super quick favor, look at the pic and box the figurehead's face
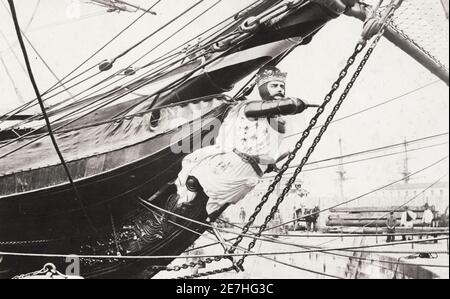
[259,80,286,101]
[267,80,286,100]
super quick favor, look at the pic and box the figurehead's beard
[258,83,285,101]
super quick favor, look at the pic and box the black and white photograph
[0,0,448,282]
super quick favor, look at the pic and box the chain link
[176,266,236,280]
[149,256,224,273]
[12,263,83,280]
[0,239,54,246]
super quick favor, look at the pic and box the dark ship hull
[0,100,228,279]
[0,2,337,278]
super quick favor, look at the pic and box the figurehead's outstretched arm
[244,98,317,119]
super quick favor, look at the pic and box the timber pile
[326,206,427,228]
[324,226,449,235]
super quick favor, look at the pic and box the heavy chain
[165,1,399,279]
[149,256,224,273]
[176,266,236,280]
[0,239,54,246]
[176,4,398,279]
[12,263,83,280]
[229,40,367,252]
[139,1,308,278]
[172,43,367,279]
[233,4,399,269]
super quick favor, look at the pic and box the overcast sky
[0,0,449,199]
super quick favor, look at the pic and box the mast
[401,138,411,184]
[337,138,347,200]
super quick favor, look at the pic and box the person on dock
[292,206,298,231]
[421,203,434,240]
[401,206,416,241]
[431,205,440,244]
[305,206,320,232]
[386,211,397,243]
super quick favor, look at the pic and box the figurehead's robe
[177,98,285,215]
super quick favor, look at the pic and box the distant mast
[401,139,411,184]
[337,138,347,200]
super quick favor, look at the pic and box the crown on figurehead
[255,66,287,87]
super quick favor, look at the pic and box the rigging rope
[140,198,365,278]
[0,0,275,133]
[153,201,447,262]
[50,81,448,147]
[298,142,448,173]
[210,221,450,270]
[1,201,445,278]
[296,132,449,167]
[143,205,343,279]
[285,80,443,140]
[3,0,284,126]
[111,0,205,65]
[0,32,248,160]
[0,0,246,131]
[1,237,446,260]
[20,30,74,99]
[0,0,163,125]
[263,140,449,178]
[127,0,224,71]
[6,0,99,237]
[111,1,306,126]
[0,22,244,145]
[40,0,257,120]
